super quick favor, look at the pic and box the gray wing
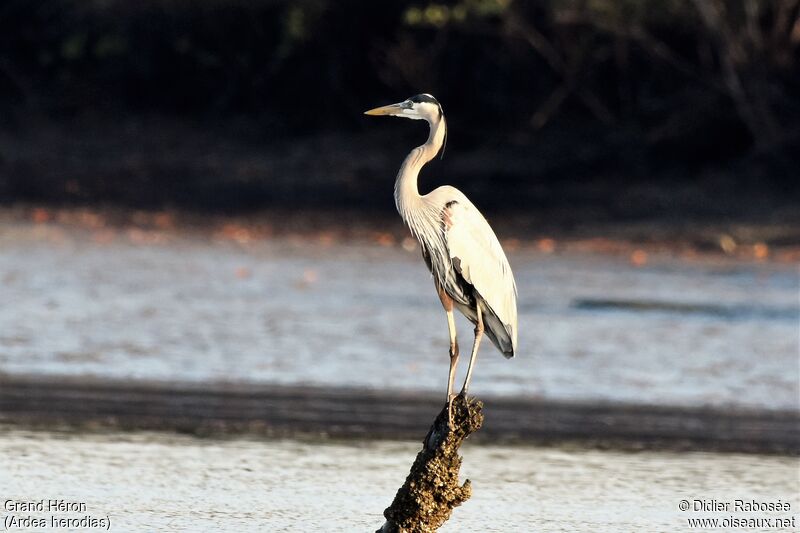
[437,188,518,357]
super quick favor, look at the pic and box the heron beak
[364,102,403,116]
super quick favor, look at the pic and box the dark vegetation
[0,0,798,219]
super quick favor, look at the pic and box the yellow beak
[364,103,403,116]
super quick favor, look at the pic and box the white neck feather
[394,115,446,226]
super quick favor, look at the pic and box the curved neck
[394,115,446,221]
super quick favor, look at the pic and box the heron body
[365,94,517,422]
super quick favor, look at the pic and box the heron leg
[445,309,459,398]
[461,304,484,394]
[438,286,459,428]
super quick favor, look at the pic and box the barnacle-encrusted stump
[377,394,484,533]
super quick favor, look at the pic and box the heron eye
[402,101,413,109]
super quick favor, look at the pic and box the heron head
[364,93,443,123]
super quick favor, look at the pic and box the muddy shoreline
[2,205,800,264]
[1,375,797,455]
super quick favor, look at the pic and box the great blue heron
[365,94,518,425]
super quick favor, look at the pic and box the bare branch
[692,0,782,149]
[504,12,567,74]
[531,84,569,128]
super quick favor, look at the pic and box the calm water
[1,429,798,532]
[1,222,798,410]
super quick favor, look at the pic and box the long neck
[394,115,446,223]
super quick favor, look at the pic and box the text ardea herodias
[365,94,518,425]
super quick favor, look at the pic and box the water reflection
[1,226,798,411]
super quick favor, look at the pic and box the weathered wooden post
[377,395,484,533]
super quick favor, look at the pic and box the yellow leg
[461,304,483,394]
